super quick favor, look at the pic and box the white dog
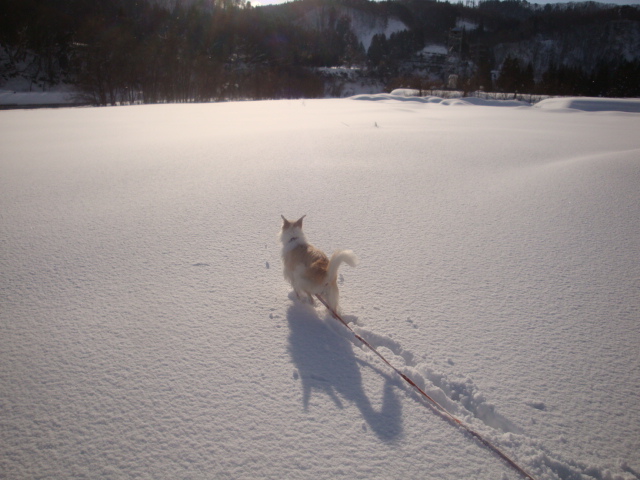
[280,215,357,313]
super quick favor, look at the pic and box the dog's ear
[294,215,306,228]
[281,215,290,228]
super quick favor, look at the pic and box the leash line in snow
[315,294,537,480]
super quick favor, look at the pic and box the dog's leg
[293,288,315,306]
[305,292,316,306]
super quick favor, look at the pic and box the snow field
[1,96,639,479]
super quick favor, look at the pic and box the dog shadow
[286,299,403,441]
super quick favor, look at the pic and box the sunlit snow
[2,95,639,479]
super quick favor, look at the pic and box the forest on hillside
[1,0,639,104]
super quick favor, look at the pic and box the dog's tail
[327,250,357,283]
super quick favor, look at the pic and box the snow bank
[359,91,531,107]
[535,96,640,113]
[1,98,639,480]
[376,91,640,112]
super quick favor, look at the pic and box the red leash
[315,294,537,480]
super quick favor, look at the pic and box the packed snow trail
[299,295,637,480]
[316,293,537,480]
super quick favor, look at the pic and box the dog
[280,215,357,313]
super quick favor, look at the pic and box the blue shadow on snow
[286,299,403,442]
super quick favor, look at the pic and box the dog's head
[280,215,306,246]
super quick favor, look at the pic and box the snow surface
[1,96,639,480]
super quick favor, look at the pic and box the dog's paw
[291,290,316,307]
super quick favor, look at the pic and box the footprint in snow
[354,323,523,435]
[525,400,547,411]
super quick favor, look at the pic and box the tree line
[496,55,640,97]
[1,0,639,104]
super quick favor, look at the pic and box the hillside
[1,0,639,102]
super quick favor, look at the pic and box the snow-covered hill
[1,96,639,479]
[294,4,408,50]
